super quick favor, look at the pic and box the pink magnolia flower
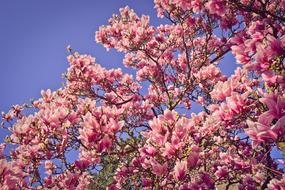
[62,172,80,189]
[151,160,168,176]
[75,159,90,170]
[161,142,177,158]
[97,135,112,153]
[115,166,129,179]
[198,173,215,188]
[173,160,187,181]
[163,109,177,123]
[262,71,277,84]
[187,151,199,168]
[259,94,285,124]
[140,145,157,157]
[205,0,226,16]
[267,35,285,56]
[215,166,228,178]
[141,177,153,187]
[254,44,270,69]
[272,116,285,136]
[231,39,251,64]
[108,118,124,132]
[41,89,53,102]
[195,64,221,81]
[211,79,237,101]
[245,119,278,145]
[225,92,248,114]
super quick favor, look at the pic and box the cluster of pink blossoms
[1,0,285,189]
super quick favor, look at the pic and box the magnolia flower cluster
[1,0,285,189]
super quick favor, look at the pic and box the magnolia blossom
[173,160,187,181]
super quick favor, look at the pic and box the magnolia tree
[1,0,285,189]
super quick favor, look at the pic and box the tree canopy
[1,0,285,189]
